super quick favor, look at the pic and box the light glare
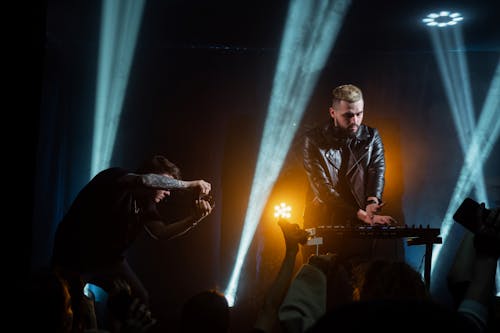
[423,11,463,28]
[274,202,292,219]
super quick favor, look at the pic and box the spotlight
[422,11,463,27]
[274,202,292,219]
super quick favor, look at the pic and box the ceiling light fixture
[422,11,463,27]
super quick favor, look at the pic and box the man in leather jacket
[301,84,399,265]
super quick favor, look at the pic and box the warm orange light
[274,202,292,219]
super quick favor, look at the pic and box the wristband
[366,199,378,205]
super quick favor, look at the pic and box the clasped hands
[187,180,214,223]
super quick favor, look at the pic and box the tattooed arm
[120,173,211,195]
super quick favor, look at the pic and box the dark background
[13,0,499,332]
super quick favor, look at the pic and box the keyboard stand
[406,236,442,290]
[305,225,442,290]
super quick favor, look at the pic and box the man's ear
[329,107,337,126]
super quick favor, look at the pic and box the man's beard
[340,126,358,138]
[331,118,358,138]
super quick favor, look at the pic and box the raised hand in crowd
[252,219,309,333]
[106,279,157,333]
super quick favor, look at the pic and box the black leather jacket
[302,120,386,227]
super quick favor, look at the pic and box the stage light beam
[422,12,497,283]
[224,0,352,306]
[86,0,145,301]
[431,60,500,294]
[91,0,146,178]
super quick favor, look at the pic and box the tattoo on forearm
[142,174,185,189]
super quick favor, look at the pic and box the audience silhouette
[27,191,498,333]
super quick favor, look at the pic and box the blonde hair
[332,84,363,106]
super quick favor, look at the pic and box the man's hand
[192,197,214,225]
[277,219,310,251]
[365,201,385,218]
[122,299,157,333]
[371,214,397,225]
[307,253,337,275]
[357,209,397,225]
[186,180,212,196]
[109,279,132,297]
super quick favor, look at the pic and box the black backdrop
[15,0,499,332]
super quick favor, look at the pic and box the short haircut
[135,155,181,179]
[332,84,363,107]
[180,289,230,333]
[352,259,429,302]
